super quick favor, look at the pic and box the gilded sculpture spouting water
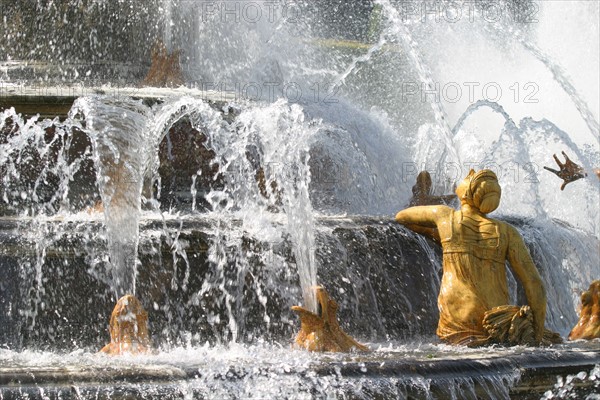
[292,286,369,352]
[569,280,600,341]
[142,40,184,88]
[396,169,562,347]
[100,294,152,355]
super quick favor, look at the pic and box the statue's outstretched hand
[543,151,587,191]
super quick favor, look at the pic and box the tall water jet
[72,97,153,296]
[376,0,459,167]
[199,98,322,315]
[241,100,320,313]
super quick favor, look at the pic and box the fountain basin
[0,345,598,399]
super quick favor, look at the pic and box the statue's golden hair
[456,169,501,214]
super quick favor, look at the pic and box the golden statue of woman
[396,169,561,346]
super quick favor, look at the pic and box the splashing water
[367,0,600,233]
[199,98,321,314]
[486,20,600,139]
[72,97,155,296]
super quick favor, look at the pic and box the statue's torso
[436,210,511,337]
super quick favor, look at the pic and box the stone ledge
[0,84,236,118]
[0,348,598,399]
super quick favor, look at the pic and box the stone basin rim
[0,349,598,391]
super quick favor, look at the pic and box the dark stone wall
[0,255,19,349]
[0,0,162,84]
[0,217,441,351]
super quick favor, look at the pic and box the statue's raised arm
[395,204,452,243]
[395,205,452,228]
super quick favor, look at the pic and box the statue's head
[455,169,501,214]
[413,171,433,196]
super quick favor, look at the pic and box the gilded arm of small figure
[544,151,600,190]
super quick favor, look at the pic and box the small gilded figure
[292,286,369,352]
[408,171,456,207]
[544,151,600,191]
[569,280,600,341]
[100,294,152,355]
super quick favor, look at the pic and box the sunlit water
[1,340,599,399]
[1,0,599,398]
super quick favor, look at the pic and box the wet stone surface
[0,345,598,399]
[0,216,442,351]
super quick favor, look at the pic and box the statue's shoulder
[494,219,521,236]
[436,204,455,215]
[435,205,455,221]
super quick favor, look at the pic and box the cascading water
[1,0,599,398]
[72,97,155,296]
[371,0,600,232]
[208,99,321,313]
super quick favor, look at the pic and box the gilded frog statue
[292,286,369,352]
[100,295,152,355]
